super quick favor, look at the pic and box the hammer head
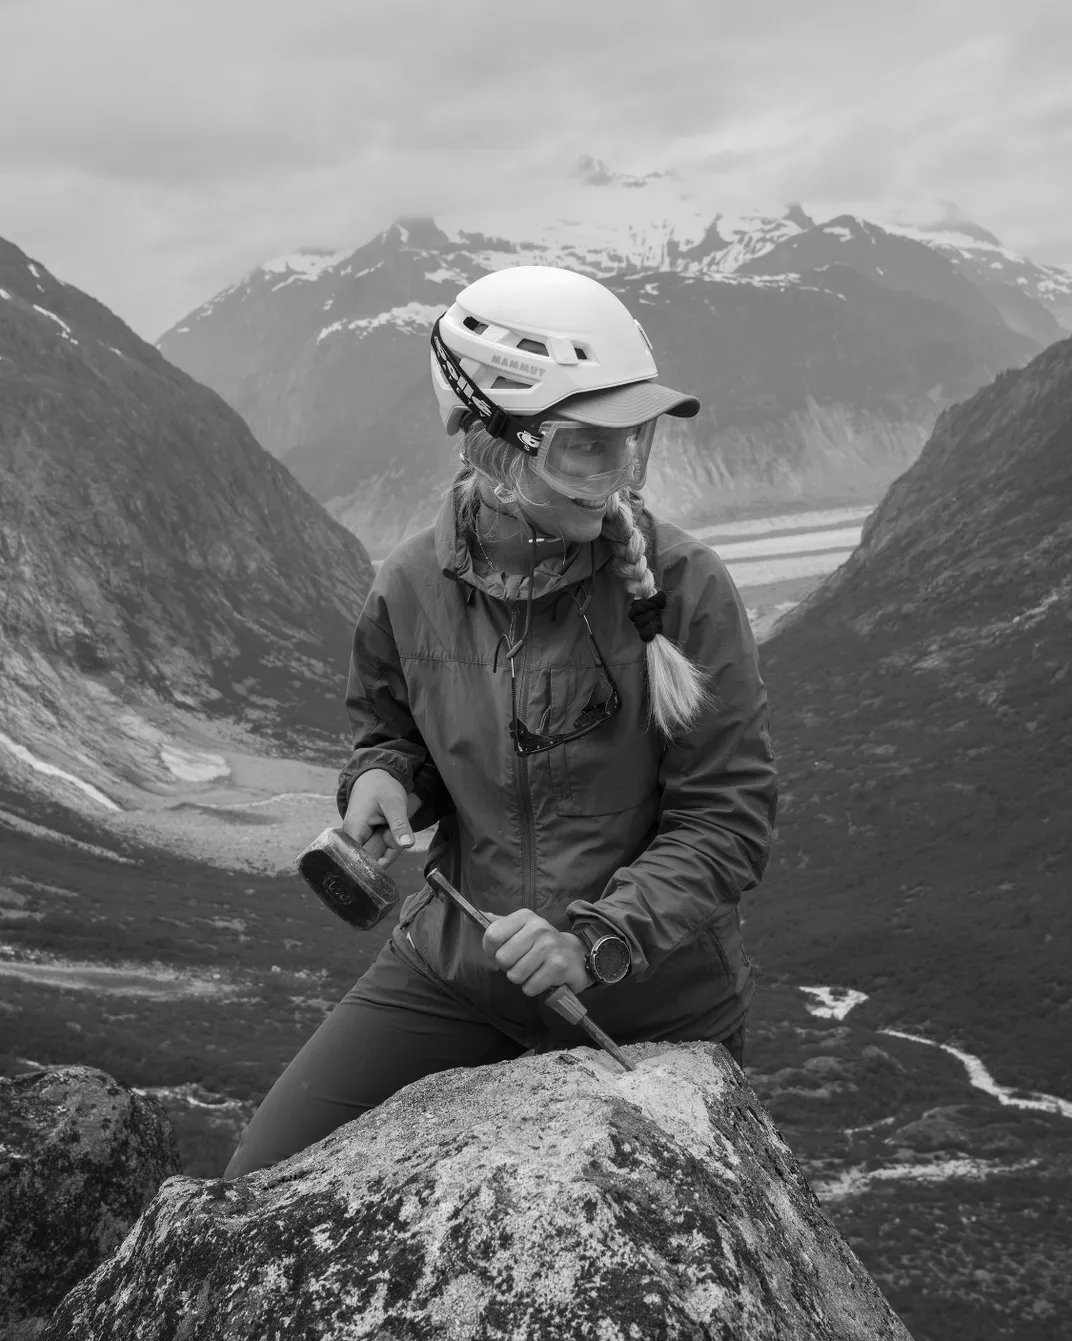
[296,827,400,929]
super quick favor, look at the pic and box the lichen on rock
[42,1043,911,1339]
[0,1064,181,1340]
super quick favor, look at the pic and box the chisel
[426,868,635,1073]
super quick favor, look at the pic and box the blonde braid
[603,491,712,740]
[603,490,658,600]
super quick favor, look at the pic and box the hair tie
[628,590,667,643]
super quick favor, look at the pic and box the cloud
[1,0,1069,337]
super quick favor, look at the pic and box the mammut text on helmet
[490,354,546,379]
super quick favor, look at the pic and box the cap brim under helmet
[551,380,700,428]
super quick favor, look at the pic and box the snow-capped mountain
[157,186,1061,556]
[873,208,1072,345]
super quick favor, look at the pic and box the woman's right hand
[342,769,422,869]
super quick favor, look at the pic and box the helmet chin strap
[473,472,563,544]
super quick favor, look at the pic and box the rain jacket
[336,496,778,1051]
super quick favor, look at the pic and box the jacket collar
[434,494,614,603]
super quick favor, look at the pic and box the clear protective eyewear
[430,317,657,501]
[530,418,657,501]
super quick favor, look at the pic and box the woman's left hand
[482,909,594,996]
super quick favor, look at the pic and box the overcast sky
[4,0,1070,340]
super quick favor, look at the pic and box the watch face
[592,936,630,983]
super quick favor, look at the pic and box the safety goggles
[529,419,655,501]
[509,597,621,757]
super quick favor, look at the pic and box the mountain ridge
[0,236,375,799]
[156,205,1049,557]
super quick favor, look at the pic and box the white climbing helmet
[430,265,699,434]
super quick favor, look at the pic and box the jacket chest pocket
[543,662,660,817]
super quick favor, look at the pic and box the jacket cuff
[409,766,454,834]
[569,916,634,987]
[336,753,414,821]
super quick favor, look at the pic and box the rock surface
[44,1042,910,1340]
[0,1065,181,1340]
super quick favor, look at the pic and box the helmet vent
[516,338,549,356]
[463,316,488,335]
[574,347,589,360]
[492,376,532,390]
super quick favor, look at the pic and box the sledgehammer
[295,826,635,1073]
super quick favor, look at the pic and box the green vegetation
[0,780,431,1172]
[3,777,1069,1337]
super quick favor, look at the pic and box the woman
[224,265,778,1180]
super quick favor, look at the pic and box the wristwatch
[573,922,631,986]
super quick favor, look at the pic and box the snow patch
[814,1155,1040,1202]
[339,262,383,280]
[316,301,443,345]
[440,190,801,280]
[994,585,1071,634]
[27,262,40,277]
[822,226,853,240]
[32,305,78,343]
[261,249,350,283]
[0,730,120,810]
[0,808,134,863]
[133,1082,249,1111]
[800,986,869,1020]
[424,266,470,285]
[189,279,242,323]
[0,288,10,300]
[159,744,230,783]
[882,1030,1072,1120]
[0,953,240,999]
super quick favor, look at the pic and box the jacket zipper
[510,605,537,912]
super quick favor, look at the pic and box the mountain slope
[751,336,1072,1095]
[0,237,374,770]
[158,209,1042,556]
[739,214,1021,332]
[877,209,1072,344]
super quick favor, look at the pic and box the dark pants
[224,938,747,1179]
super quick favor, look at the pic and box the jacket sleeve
[335,582,456,834]
[565,550,778,982]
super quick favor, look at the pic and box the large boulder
[0,1065,181,1340]
[44,1042,910,1339]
